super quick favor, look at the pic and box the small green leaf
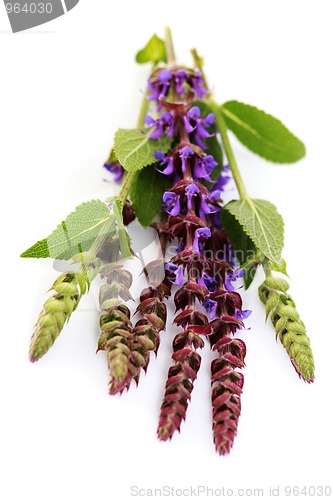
[270,258,288,276]
[135,34,167,65]
[224,198,284,262]
[130,165,172,227]
[220,208,259,289]
[114,128,172,172]
[221,100,306,163]
[113,199,132,260]
[21,200,113,260]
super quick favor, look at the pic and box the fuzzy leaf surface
[224,198,284,262]
[130,166,171,227]
[221,101,306,163]
[21,200,112,259]
[114,128,172,172]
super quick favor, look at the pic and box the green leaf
[21,238,50,258]
[113,199,132,260]
[221,100,306,163]
[223,198,284,262]
[130,165,171,227]
[114,128,172,172]
[220,209,259,289]
[21,200,113,260]
[135,34,167,65]
[270,258,288,276]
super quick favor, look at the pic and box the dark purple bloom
[203,299,218,319]
[185,183,199,210]
[155,151,175,175]
[224,269,244,292]
[235,309,252,321]
[193,227,211,253]
[184,106,215,149]
[194,155,218,182]
[198,273,217,292]
[212,165,231,192]
[163,192,180,216]
[165,262,184,285]
[103,161,124,183]
[174,70,188,94]
[145,111,175,139]
[147,69,172,107]
[179,146,194,173]
[199,190,221,219]
[191,70,208,97]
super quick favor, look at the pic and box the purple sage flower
[179,146,194,173]
[147,69,172,109]
[184,106,215,148]
[155,151,175,176]
[224,269,244,292]
[185,183,199,210]
[165,262,184,285]
[194,155,218,182]
[103,161,124,183]
[163,192,180,216]
[235,309,252,321]
[145,111,175,139]
[199,190,221,219]
[198,273,217,292]
[203,299,218,319]
[193,227,211,253]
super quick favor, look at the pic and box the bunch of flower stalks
[22,28,315,456]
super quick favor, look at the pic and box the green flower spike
[259,276,315,383]
[29,262,100,362]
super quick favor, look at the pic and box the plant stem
[208,100,248,200]
[191,49,248,201]
[165,26,176,66]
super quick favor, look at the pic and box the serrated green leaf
[221,101,306,163]
[21,238,50,258]
[114,128,172,172]
[113,199,132,260]
[135,34,167,65]
[220,208,259,289]
[224,198,284,262]
[130,165,172,227]
[21,200,113,260]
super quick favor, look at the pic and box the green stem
[191,49,248,200]
[165,26,176,66]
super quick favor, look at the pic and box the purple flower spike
[185,183,199,210]
[104,162,124,183]
[203,299,218,319]
[179,146,194,173]
[224,269,245,292]
[155,151,175,175]
[193,227,211,253]
[163,192,181,216]
[165,262,184,285]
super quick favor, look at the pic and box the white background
[1,1,333,499]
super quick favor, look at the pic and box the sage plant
[21,28,314,455]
